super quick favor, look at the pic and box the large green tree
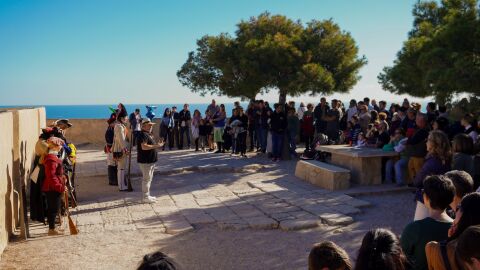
[177,12,366,104]
[379,0,480,104]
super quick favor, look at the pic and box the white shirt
[297,106,306,120]
[346,107,358,122]
[465,125,478,143]
[135,114,141,131]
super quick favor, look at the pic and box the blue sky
[0,0,420,105]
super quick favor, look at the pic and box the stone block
[295,160,350,190]
[279,219,320,231]
[319,213,354,226]
[244,216,278,230]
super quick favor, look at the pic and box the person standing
[237,107,249,157]
[207,99,219,116]
[178,104,192,149]
[270,103,287,162]
[129,108,142,147]
[346,99,357,122]
[324,99,342,143]
[43,137,66,235]
[302,104,315,151]
[191,109,201,151]
[213,104,227,153]
[171,106,180,149]
[254,100,269,153]
[287,107,299,157]
[314,97,329,135]
[112,108,130,191]
[105,113,118,186]
[160,108,174,151]
[137,119,164,203]
[247,102,257,152]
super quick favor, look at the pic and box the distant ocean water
[0,104,247,119]
[1,101,429,119]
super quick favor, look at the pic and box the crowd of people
[30,119,76,235]
[102,97,480,270]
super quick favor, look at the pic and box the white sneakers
[142,196,157,204]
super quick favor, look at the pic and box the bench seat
[295,160,350,190]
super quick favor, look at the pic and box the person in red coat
[42,137,66,235]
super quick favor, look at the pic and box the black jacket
[270,111,287,133]
[179,110,191,122]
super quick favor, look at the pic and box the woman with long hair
[355,228,410,270]
[160,108,174,151]
[191,109,202,151]
[413,130,452,220]
[426,192,480,270]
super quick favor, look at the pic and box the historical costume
[112,105,130,191]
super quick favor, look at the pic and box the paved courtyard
[0,147,415,269]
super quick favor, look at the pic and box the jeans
[139,163,155,199]
[46,191,61,229]
[272,131,284,159]
[393,158,408,185]
[256,126,267,152]
[248,125,256,149]
[179,126,191,148]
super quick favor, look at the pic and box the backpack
[105,126,114,145]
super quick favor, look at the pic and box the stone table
[316,145,398,185]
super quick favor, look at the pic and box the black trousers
[238,132,247,155]
[46,191,61,229]
[304,134,314,151]
[161,126,174,149]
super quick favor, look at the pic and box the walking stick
[126,127,134,191]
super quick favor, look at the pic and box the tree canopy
[378,0,480,104]
[177,12,366,104]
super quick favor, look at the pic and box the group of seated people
[309,170,480,270]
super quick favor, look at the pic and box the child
[349,115,362,145]
[43,137,66,236]
[198,119,208,152]
[355,132,367,147]
[384,128,405,184]
[308,241,352,270]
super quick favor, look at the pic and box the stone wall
[0,107,45,255]
[0,111,14,255]
[47,119,163,146]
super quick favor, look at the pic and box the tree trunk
[279,91,287,105]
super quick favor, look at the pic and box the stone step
[295,160,350,190]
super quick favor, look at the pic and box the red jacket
[42,154,65,193]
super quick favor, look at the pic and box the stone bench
[295,160,350,190]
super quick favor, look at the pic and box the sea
[0,104,247,119]
[0,101,429,119]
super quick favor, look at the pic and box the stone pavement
[29,147,372,238]
[75,147,261,178]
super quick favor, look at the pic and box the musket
[126,125,134,191]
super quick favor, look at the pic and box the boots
[117,169,128,191]
[108,166,118,186]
